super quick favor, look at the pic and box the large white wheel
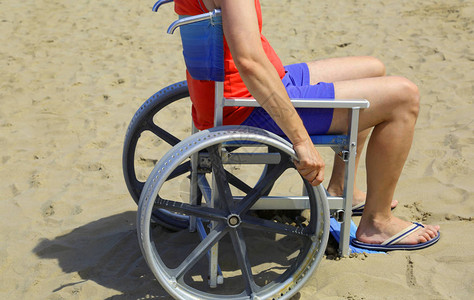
[138,126,330,299]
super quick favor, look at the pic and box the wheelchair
[122,2,369,299]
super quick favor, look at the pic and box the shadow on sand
[33,211,172,299]
[34,210,308,299]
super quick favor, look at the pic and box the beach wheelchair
[122,2,369,299]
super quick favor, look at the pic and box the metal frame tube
[224,98,369,109]
[208,81,225,287]
[338,108,360,256]
[167,9,222,34]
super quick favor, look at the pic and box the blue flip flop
[351,201,397,216]
[351,222,440,251]
[329,218,384,254]
[351,202,365,216]
[324,188,367,216]
[323,188,392,216]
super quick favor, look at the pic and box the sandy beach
[1,0,473,299]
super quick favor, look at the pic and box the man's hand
[293,139,325,186]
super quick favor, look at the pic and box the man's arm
[215,0,325,186]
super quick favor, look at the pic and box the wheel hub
[227,214,241,228]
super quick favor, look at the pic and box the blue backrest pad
[179,14,224,81]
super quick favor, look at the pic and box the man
[175,0,440,250]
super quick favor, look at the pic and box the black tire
[122,81,191,230]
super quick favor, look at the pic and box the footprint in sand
[42,202,55,217]
[404,202,432,222]
[30,172,42,188]
[406,256,417,287]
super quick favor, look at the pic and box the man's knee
[403,79,420,117]
[396,77,420,119]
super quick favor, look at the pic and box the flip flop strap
[381,222,424,246]
[352,202,365,210]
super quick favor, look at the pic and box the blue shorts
[241,63,334,135]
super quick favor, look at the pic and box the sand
[1,0,473,299]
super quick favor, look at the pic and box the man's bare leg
[307,56,386,83]
[328,76,439,245]
[307,56,397,208]
[327,129,369,200]
[326,129,399,209]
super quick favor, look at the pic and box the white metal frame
[213,81,369,259]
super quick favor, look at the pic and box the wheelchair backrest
[167,9,224,82]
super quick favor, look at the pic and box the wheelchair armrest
[224,98,370,109]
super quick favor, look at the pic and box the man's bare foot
[356,215,440,245]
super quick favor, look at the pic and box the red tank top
[175,0,286,130]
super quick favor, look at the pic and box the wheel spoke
[147,121,181,146]
[226,171,253,194]
[171,223,229,280]
[153,197,227,222]
[234,157,291,214]
[229,228,259,295]
[240,214,312,238]
[132,180,145,196]
[166,161,191,181]
[208,146,234,211]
